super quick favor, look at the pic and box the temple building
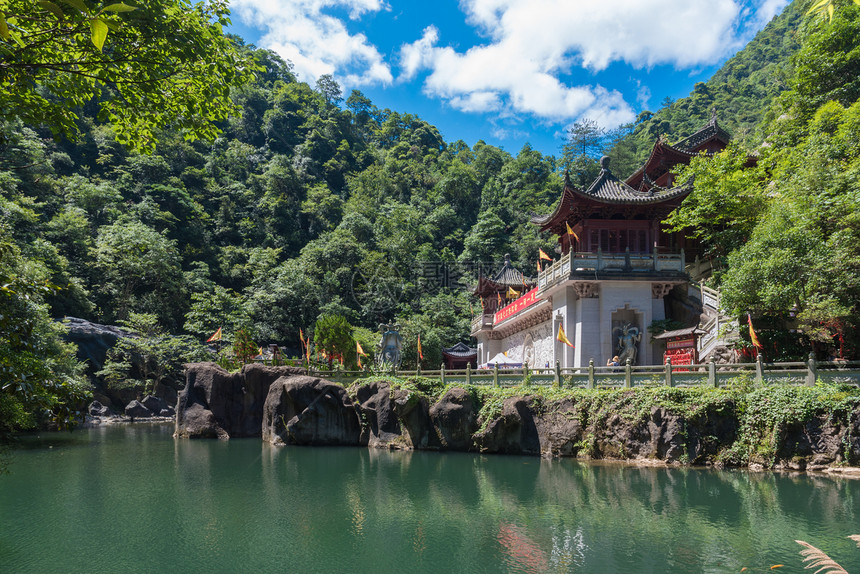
[472,114,730,367]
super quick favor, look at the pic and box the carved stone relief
[573,282,599,299]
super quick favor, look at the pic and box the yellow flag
[748,314,764,350]
[557,324,574,348]
[417,334,424,360]
[206,327,222,342]
[507,287,520,299]
[356,340,367,357]
[566,221,579,242]
[539,248,552,261]
[497,292,503,307]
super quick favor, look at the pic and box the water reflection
[1,426,859,573]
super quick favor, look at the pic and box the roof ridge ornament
[600,155,611,172]
[709,107,718,127]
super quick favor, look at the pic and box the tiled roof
[442,342,478,357]
[531,156,691,228]
[579,160,690,204]
[652,326,706,340]
[492,254,536,287]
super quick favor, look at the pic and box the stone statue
[376,323,403,368]
[613,323,641,365]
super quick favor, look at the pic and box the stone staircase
[694,283,739,363]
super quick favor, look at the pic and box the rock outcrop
[262,376,361,446]
[429,388,477,450]
[351,381,405,447]
[88,400,115,417]
[174,363,860,471]
[174,362,305,439]
[473,396,541,455]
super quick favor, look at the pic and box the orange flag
[206,327,222,342]
[357,355,362,369]
[299,328,305,343]
[417,334,424,360]
[557,324,574,348]
[539,248,552,261]
[356,340,367,357]
[748,314,763,349]
[497,291,503,307]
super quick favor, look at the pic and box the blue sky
[227,0,791,158]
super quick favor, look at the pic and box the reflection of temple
[472,115,729,367]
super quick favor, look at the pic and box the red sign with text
[494,288,539,324]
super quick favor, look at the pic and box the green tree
[0,228,89,444]
[314,313,354,368]
[93,218,185,327]
[98,312,209,397]
[0,0,257,151]
[665,144,766,256]
[560,119,605,187]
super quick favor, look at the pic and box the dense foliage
[0,0,256,151]
[671,0,860,358]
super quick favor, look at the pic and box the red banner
[667,336,695,349]
[494,288,539,323]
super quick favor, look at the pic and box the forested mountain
[608,0,806,176]
[2,0,858,437]
[0,39,563,374]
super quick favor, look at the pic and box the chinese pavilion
[472,113,730,367]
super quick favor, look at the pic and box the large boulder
[473,396,541,455]
[174,363,242,439]
[174,362,305,439]
[351,381,403,447]
[63,317,131,373]
[88,400,115,418]
[392,390,440,450]
[534,399,587,457]
[263,376,362,446]
[141,395,167,415]
[592,406,685,462]
[125,400,152,419]
[237,363,305,436]
[429,388,477,450]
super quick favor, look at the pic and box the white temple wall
[551,287,576,368]
[498,320,554,368]
[574,297,601,368]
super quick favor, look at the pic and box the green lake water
[1,424,859,573]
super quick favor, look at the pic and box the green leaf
[806,0,829,15]
[0,13,9,41]
[90,17,108,50]
[37,1,65,18]
[103,18,121,31]
[58,0,90,14]
[99,3,135,12]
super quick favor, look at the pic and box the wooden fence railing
[299,354,860,389]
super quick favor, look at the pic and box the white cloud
[231,0,393,86]
[398,0,792,128]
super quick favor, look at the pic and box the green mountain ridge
[612,0,805,172]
